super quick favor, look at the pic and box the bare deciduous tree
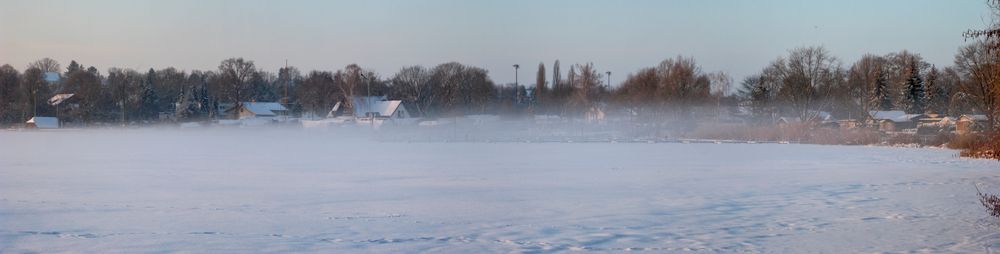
[568,63,604,115]
[955,42,1000,127]
[848,54,888,115]
[297,71,337,118]
[28,58,61,73]
[390,66,433,116]
[756,46,842,120]
[616,67,659,116]
[218,58,258,115]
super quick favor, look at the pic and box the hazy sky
[0,0,991,87]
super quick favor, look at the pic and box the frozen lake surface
[2,129,1000,253]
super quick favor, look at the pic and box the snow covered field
[2,129,1000,253]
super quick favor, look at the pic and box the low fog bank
[3,116,760,145]
[5,112,955,148]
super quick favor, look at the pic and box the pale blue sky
[0,0,990,86]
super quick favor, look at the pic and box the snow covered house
[917,115,955,128]
[226,102,288,120]
[776,117,801,128]
[957,114,989,134]
[585,106,606,123]
[910,114,955,135]
[26,116,59,129]
[47,94,79,125]
[868,111,926,132]
[804,110,840,128]
[805,111,834,122]
[347,96,410,119]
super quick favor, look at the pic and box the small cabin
[957,114,989,134]
[226,102,288,120]
[776,117,802,128]
[868,111,926,132]
[916,116,955,135]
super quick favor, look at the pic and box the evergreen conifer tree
[904,61,925,114]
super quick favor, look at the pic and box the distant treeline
[0,43,997,128]
[729,44,995,125]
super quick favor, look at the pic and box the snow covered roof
[240,102,287,116]
[777,117,801,124]
[922,117,955,126]
[48,94,75,106]
[816,111,833,121]
[869,111,921,122]
[43,72,60,82]
[804,111,835,122]
[26,117,59,129]
[326,102,343,118]
[349,96,404,117]
[920,116,953,122]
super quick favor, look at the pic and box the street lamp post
[361,72,374,128]
[283,59,289,121]
[513,64,520,105]
[606,71,611,88]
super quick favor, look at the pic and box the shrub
[948,133,986,150]
[956,132,999,159]
[978,185,1000,218]
[805,128,879,145]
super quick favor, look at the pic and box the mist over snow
[1,128,1000,252]
[1,0,999,252]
